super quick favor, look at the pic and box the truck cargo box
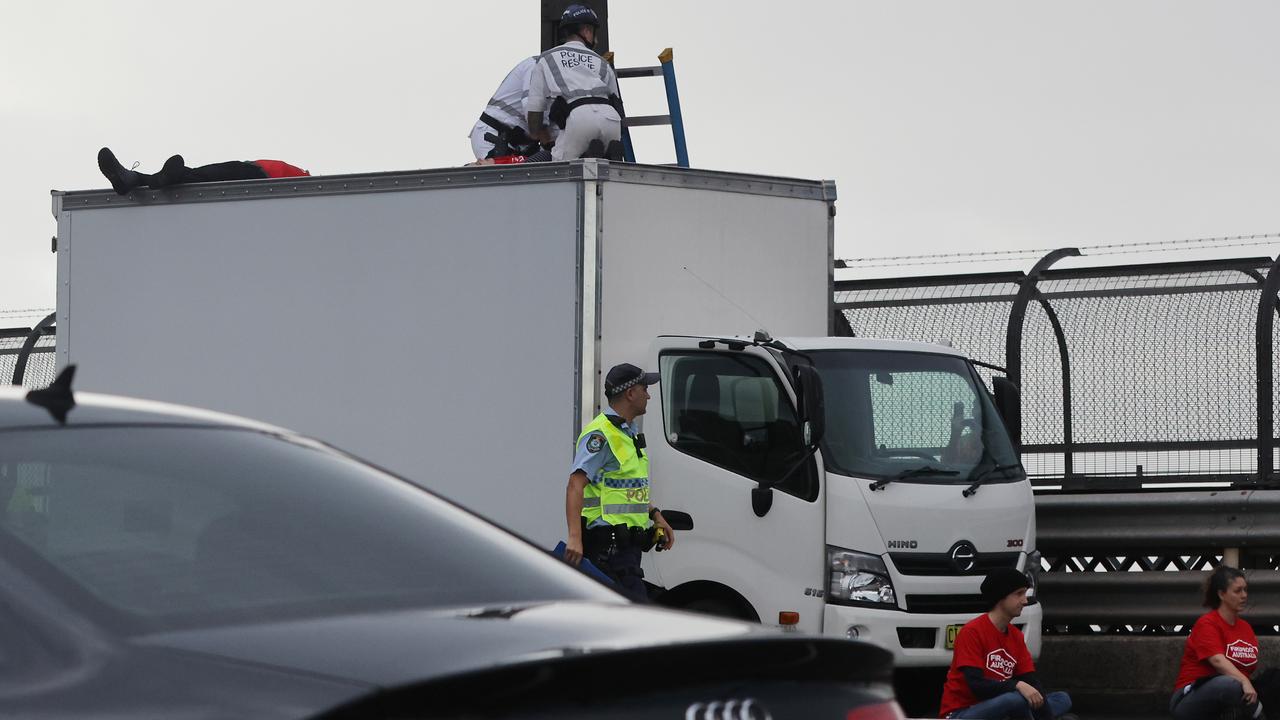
[53,161,834,545]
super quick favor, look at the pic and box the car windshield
[0,426,619,633]
[809,350,1022,483]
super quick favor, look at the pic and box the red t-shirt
[251,160,310,178]
[1173,610,1259,690]
[939,614,1035,717]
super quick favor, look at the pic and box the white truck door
[644,338,827,631]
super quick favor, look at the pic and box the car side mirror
[992,376,1021,449]
[794,364,826,448]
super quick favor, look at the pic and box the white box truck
[50,160,1040,665]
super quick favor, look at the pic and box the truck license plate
[945,624,962,650]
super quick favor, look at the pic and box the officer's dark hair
[1202,565,1246,609]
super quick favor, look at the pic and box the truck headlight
[827,546,896,606]
[1024,550,1042,603]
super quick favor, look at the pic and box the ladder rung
[625,115,672,127]
[617,66,664,78]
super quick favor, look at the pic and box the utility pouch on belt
[549,97,571,129]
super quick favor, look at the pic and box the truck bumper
[822,601,1043,667]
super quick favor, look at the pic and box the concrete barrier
[1039,636,1280,714]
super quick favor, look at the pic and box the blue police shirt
[572,407,638,528]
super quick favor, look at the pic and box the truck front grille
[889,551,1020,576]
[903,594,990,614]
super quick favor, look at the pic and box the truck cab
[644,335,1040,666]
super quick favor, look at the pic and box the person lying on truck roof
[939,568,1076,720]
[96,147,309,196]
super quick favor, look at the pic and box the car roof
[0,384,288,434]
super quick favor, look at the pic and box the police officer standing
[565,363,675,602]
[527,4,625,161]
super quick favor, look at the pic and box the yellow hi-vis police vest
[576,413,651,529]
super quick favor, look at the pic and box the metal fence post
[1255,254,1280,484]
[1005,248,1081,477]
[1032,291,1076,479]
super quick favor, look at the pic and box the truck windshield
[809,350,1022,483]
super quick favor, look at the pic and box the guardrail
[1037,490,1280,632]
[1039,571,1280,626]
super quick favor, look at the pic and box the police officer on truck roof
[526,4,626,162]
[564,363,675,602]
[468,56,555,164]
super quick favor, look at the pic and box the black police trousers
[582,524,649,603]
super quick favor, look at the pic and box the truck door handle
[659,509,694,531]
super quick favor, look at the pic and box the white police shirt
[483,56,538,131]
[526,40,620,115]
[571,407,637,528]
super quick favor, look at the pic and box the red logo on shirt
[1227,639,1259,667]
[986,649,1017,678]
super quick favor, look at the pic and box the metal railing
[835,253,1280,490]
[837,252,1280,634]
[1,313,57,388]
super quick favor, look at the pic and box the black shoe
[149,154,185,189]
[97,147,143,195]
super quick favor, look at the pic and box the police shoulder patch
[586,433,605,453]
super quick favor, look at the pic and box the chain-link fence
[835,254,1280,490]
[1,313,57,388]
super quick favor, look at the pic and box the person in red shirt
[97,147,309,196]
[1171,566,1280,720]
[939,568,1075,720]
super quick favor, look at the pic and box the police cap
[605,363,659,398]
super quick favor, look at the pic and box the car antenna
[26,365,77,425]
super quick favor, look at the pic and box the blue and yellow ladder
[608,48,689,167]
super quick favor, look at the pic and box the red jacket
[252,160,310,178]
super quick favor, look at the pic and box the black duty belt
[549,95,623,129]
[583,522,650,548]
[479,112,511,134]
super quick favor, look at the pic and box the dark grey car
[0,380,901,719]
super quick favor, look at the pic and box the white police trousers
[552,104,622,161]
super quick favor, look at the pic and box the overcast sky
[3,1,1279,325]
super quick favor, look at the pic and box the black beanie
[981,567,1029,608]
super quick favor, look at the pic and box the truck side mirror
[992,376,1021,448]
[752,486,773,517]
[794,364,826,448]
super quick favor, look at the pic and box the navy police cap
[605,363,659,397]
